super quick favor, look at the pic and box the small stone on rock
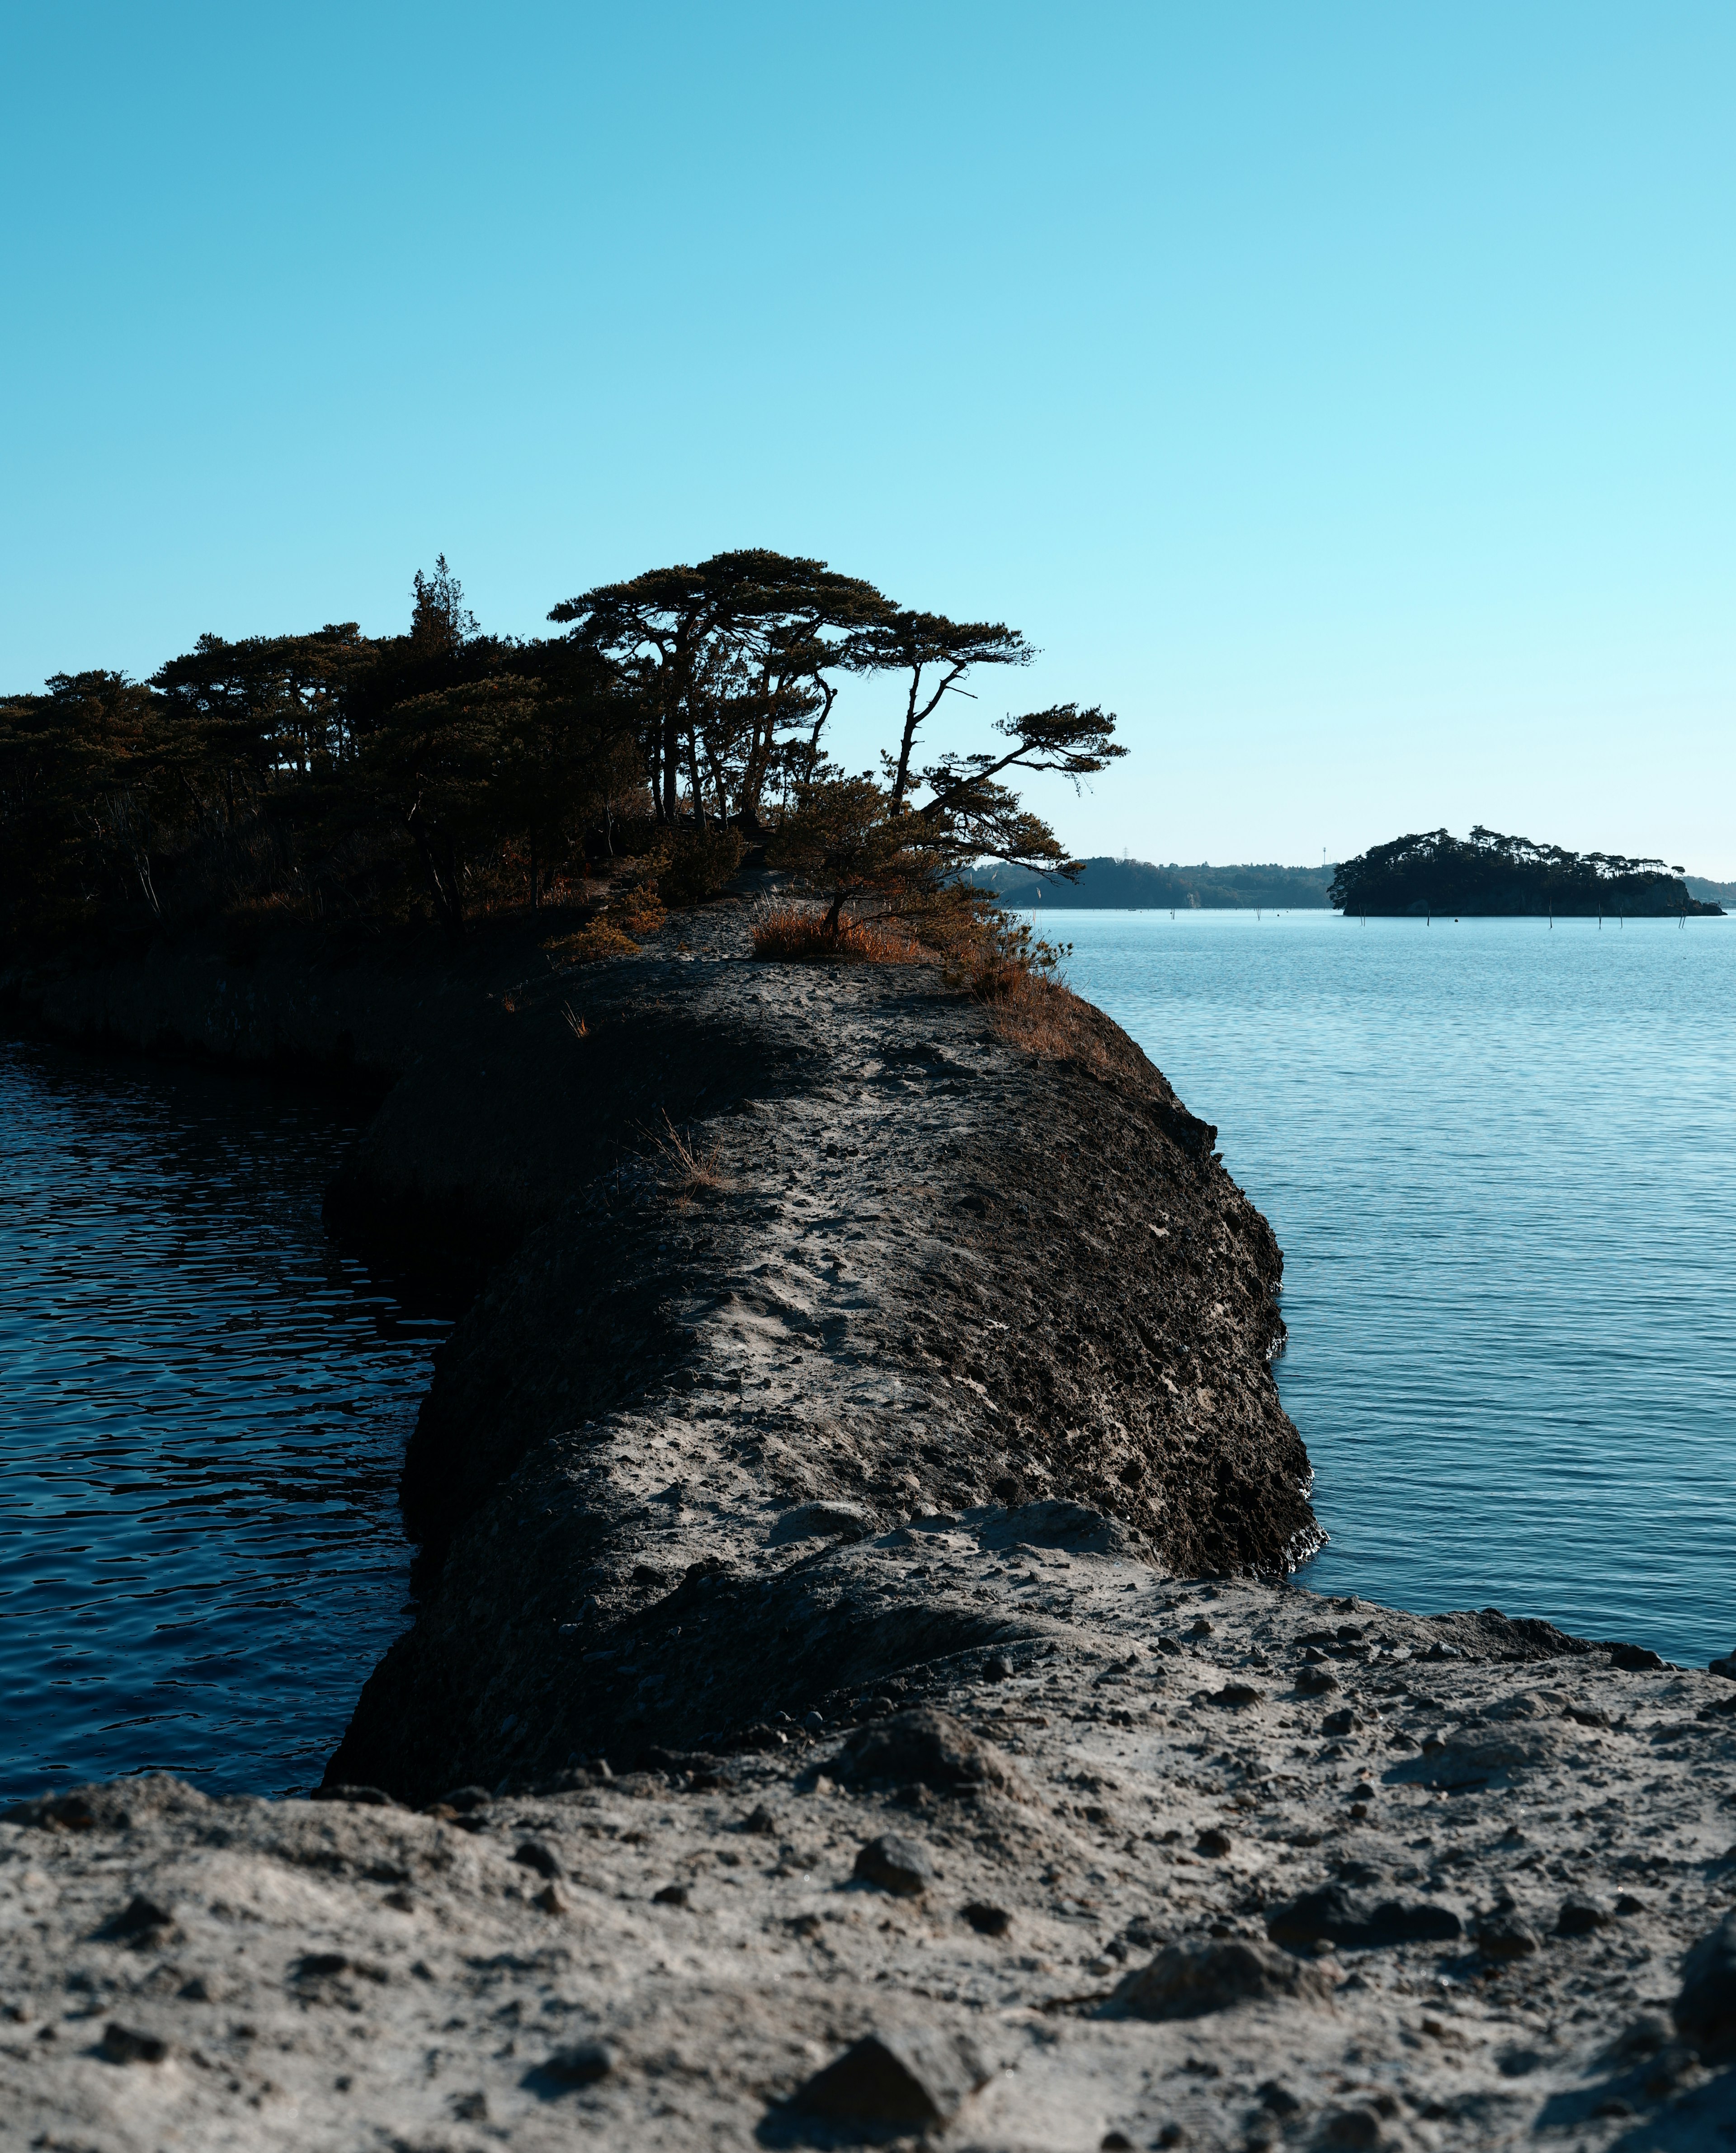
[962,1901,1011,1936]
[653,1883,689,1906]
[1557,1895,1612,1936]
[1195,1827,1233,1858]
[793,2027,989,2126]
[1102,1938,1334,2020]
[542,2039,613,2085]
[854,1833,935,1896]
[1477,1912,1541,1960]
[99,2024,170,2066]
[103,1894,174,1941]
[512,1840,561,1879]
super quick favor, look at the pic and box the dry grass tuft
[542,921,642,963]
[647,1110,728,1201]
[751,902,923,965]
[561,1002,589,1040]
[969,962,1117,1077]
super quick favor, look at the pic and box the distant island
[1330,826,1723,918]
[976,856,1334,910]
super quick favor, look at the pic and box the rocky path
[6,1538,1734,2149]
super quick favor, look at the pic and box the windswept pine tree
[0,550,1122,966]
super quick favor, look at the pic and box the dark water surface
[1048,909,1735,1667]
[0,1041,445,1804]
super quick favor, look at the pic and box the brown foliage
[961,942,1116,1077]
[751,901,923,965]
[542,921,641,963]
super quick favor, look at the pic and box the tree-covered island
[1330,826,1724,917]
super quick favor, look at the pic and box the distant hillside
[1685,874,1736,907]
[975,857,1335,910]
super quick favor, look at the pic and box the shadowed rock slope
[323,894,1317,1800]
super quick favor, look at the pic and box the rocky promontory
[3,886,1733,2150]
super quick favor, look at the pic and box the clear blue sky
[4,4,1732,872]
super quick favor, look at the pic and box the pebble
[793,2027,988,2127]
[1104,1938,1335,2020]
[854,1833,935,1896]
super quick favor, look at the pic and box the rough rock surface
[6,886,1735,2147]
[7,1577,1736,2149]
[317,888,1316,1798]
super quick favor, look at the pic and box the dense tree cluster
[1329,826,1721,917]
[0,551,1123,953]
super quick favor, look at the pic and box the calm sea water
[0,1041,445,1804]
[1044,908,1735,1667]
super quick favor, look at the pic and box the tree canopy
[1,549,1123,956]
[1330,826,1722,917]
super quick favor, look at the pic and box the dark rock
[1156,1636,1184,1657]
[1317,2107,1387,2149]
[311,1784,395,1806]
[792,2026,989,2128]
[1266,1883,1462,1951]
[1477,1912,1541,1960]
[100,1895,175,1943]
[1605,1641,1669,1672]
[99,2024,170,2066]
[1211,1682,1263,1708]
[854,1833,935,1897]
[652,1883,689,1906]
[981,1654,1013,1681]
[1101,2134,1135,2151]
[1321,1708,1366,1736]
[1258,2081,1302,2115]
[742,1804,778,1835]
[962,1902,1011,1936]
[1614,1893,1646,1915]
[1557,1895,1613,1937]
[1673,1910,1736,2063]
[1295,1665,1340,1696]
[1709,1649,1736,1681]
[1195,1827,1233,1859]
[434,1785,493,1813]
[834,1707,1025,1800]
[512,1840,561,1879]
[1102,1938,1334,2019]
[1187,1616,1214,1638]
[540,2039,613,2085]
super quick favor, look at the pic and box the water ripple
[0,1041,446,1803]
[1052,910,1735,1667]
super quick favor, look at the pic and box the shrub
[656,826,745,908]
[542,920,641,962]
[751,901,923,964]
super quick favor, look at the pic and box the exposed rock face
[7,1577,1736,2151]
[10,884,1734,2148]
[310,892,1316,1800]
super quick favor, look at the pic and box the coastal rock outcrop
[319,892,1316,1799]
[9,883,1734,2150]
